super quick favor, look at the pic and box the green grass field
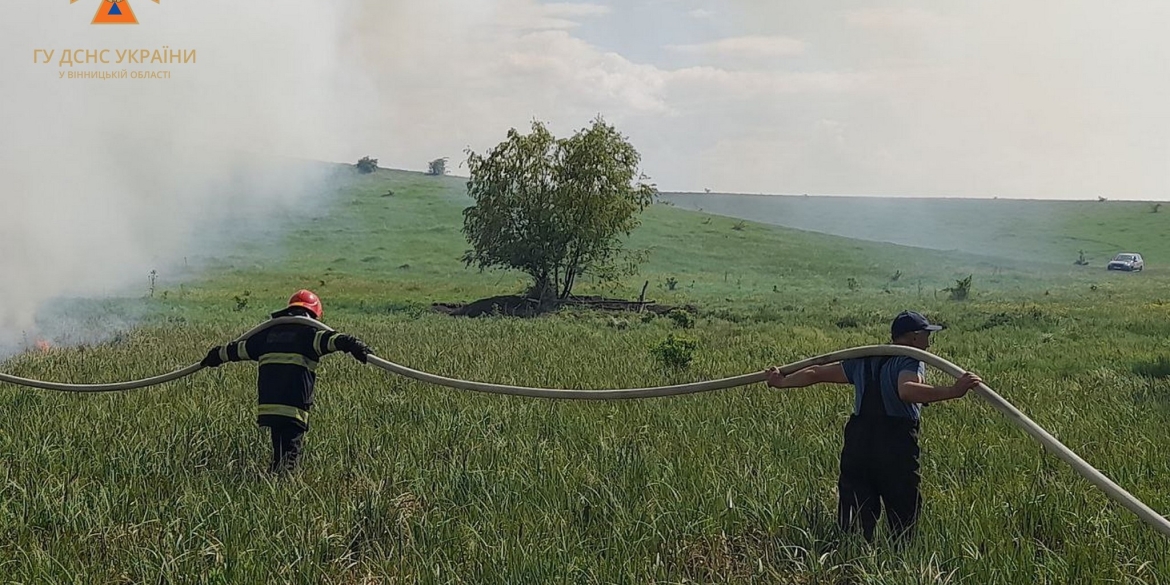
[2,168,1169,583]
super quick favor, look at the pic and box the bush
[426,157,448,176]
[651,333,698,369]
[233,290,251,312]
[355,156,378,174]
[667,308,695,329]
[943,275,973,301]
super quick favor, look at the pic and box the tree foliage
[462,118,657,301]
[355,156,378,174]
[427,157,449,176]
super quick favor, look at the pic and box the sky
[5,2,1169,196]
[0,0,1168,347]
[336,0,1170,200]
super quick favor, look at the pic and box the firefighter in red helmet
[200,290,373,472]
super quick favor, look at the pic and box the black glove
[201,346,225,368]
[335,335,372,363]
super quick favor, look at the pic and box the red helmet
[287,289,323,319]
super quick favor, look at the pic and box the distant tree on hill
[426,157,449,176]
[355,156,378,174]
[462,117,657,303]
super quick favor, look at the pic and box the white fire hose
[1,316,1168,539]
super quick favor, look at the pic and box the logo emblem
[71,0,161,25]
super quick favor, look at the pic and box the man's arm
[200,339,254,367]
[321,331,373,363]
[897,370,982,403]
[766,363,849,388]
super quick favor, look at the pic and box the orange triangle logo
[92,0,138,25]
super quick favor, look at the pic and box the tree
[426,157,449,176]
[462,118,657,303]
[355,156,378,174]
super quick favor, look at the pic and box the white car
[1107,253,1144,271]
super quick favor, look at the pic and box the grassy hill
[664,192,1170,270]
[191,169,1162,316]
[1,167,1168,583]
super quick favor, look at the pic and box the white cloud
[844,7,955,31]
[542,2,612,18]
[508,1,611,30]
[688,8,715,19]
[666,35,807,59]
[504,31,672,114]
[665,66,890,98]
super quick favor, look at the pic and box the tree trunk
[560,249,583,299]
[559,269,573,299]
[530,271,557,308]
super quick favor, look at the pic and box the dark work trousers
[837,358,922,542]
[267,420,306,473]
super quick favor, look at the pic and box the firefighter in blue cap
[200,290,373,472]
[765,310,982,542]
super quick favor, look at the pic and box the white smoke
[0,0,374,354]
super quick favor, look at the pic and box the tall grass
[2,302,1168,583]
[1,169,1168,582]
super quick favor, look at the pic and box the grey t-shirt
[842,356,925,420]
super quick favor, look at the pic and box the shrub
[233,290,251,312]
[355,156,378,174]
[651,333,698,369]
[943,275,973,301]
[667,308,695,329]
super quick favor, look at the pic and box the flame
[34,339,52,352]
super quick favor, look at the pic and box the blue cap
[891,310,943,338]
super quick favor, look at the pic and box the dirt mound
[431,295,541,317]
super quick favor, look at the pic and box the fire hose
[1,316,1168,538]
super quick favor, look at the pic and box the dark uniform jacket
[217,311,361,429]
